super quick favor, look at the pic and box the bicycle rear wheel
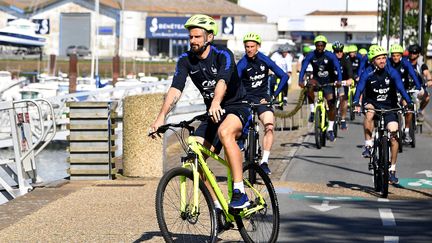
[238,163,280,243]
[410,115,416,148]
[314,109,323,149]
[378,137,390,198]
[155,167,217,243]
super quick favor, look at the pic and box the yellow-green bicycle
[150,113,280,243]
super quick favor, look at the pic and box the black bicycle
[241,100,274,182]
[365,107,404,198]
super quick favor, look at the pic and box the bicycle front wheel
[378,137,390,198]
[155,167,217,243]
[238,163,280,243]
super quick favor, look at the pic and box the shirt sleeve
[262,53,289,96]
[353,69,368,104]
[215,48,235,84]
[171,54,189,91]
[237,56,247,79]
[403,58,422,89]
[298,53,313,85]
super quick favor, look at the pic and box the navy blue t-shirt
[354,64,412,108]
[299,50,342,85]
[237,51,289,98]
[171,45,246,109]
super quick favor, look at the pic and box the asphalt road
[275,111,432,242]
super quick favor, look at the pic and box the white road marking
[378,198,389,202]
[384,236,399,243]
[379,208,396,226]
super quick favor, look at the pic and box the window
[137,38,144,50]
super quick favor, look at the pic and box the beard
[190,43,207,55]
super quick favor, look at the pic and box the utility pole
[386,0,391,49]
[400,0,404,46]
[418,0,425,50]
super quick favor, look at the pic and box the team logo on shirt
[260,65,265,71]
[211,66,217,74]
[324,59,328,64]
[385,77,390,85]
[250,73,265,88]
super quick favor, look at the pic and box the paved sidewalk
[0,89,310,242]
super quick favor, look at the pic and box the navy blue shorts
[195,104,250,153]
[247,95,274,116]
[363,100,399,125]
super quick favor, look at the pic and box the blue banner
[146,17,189,39]
[222,17,234,35]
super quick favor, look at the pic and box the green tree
[381,0,431,48]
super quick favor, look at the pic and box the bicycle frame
[347,82,356,108]
[180,136,265,223]
[314,89,328,131]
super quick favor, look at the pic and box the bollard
[123,93,165,178]
[69,54,77,93]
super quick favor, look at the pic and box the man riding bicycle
[353,45,413,184]
[237,32,289,175]
[346,44,367,81]
[332,41,354,130]
[298,35,342,141]
[388,44,422,143]
[407,44,432,123]
[150,14,251,209]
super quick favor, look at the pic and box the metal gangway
[0,99,56,204]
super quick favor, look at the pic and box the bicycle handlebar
[148,113,208,137]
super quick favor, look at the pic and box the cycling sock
[214,200,222,209]
[260,151,270,164]
[233,182,245,193]
[310,104,315,111]
[328,121,335,131]
[389,164,396,171]
[365,139,373,147]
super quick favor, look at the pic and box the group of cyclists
[298,34,431,185]
[150,14,431,216]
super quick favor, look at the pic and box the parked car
[66,45,91,57]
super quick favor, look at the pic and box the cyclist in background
[297,45,315,119]
[359,48,368,58]
[407,44,432,122]
[388,44,422,143]
[353,45,413,184]
[237,32,289,175]
[332,41,354,130]
[270,44,292,106]
[346,44,367,81]
[150,14,251,209]
[299,35,342,141]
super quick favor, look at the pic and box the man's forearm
[212,80,227,105]
[157,87,182,120]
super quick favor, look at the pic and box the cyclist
[297,45,315,117]
[298,35,342,141]
[353,45,413,184]
[359,48,368,58]
[270,44,292,106]
[346,44,367,81]
[237,32,289,175]
[332,41,354,130]
[407,44,432,122]
[150,14,251,209]
[388,44,422,143]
